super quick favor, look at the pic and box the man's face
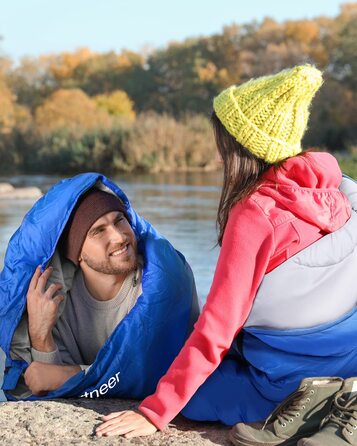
[80,211,138,276]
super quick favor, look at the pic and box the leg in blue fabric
[181,357,276,425]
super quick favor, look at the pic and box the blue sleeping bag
[0,173,196,401]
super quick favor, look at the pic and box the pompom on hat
[213,64,323,164]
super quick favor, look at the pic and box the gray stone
[0,399,231,445]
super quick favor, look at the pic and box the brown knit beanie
[61,189,129,265]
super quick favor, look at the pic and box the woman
[95,65,357,439]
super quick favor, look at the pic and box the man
[25,189,145,394]
[1,174,199,400]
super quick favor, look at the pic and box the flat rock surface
[0,399,231,445]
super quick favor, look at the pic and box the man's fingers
[36,266,53,293]
[24,370,29,386]
[31,388,43,396]
[28,265,42,291]
[52,294,64,307]
[45,283,63,299]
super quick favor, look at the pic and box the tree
[34,88,112,136]
[331,3,357,89]
[0,79,15,133]
[94,90,135,121]
[143,39,222,115]
[9,56,56,110]
[71,50,145,96]
[305,77,357,151]
[46,47,94,82]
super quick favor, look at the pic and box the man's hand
[96,410,158,438]
[24,362,81,395]
[27,265,64,351]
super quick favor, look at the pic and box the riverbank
[0,398,231,445]
[3,152,357,180]
[0,183,42,199]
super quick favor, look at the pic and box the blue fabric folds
[181,309,357,425]
[242,307,357,403]
[0,173,194,400]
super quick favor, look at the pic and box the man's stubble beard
[81,250,138,276]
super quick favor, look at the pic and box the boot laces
[262,385,313,430]
[320,393,357,436]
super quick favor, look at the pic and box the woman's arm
[97,199,275,437]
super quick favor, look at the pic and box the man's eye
[93,228,104,236]
[115,218,124,225]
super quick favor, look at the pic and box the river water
[0,171,223,306]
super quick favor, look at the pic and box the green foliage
[0,133,17,173]
[335,154,357,180]
[331,5,357,90]
[9,114,215,174]
[121,112,216,172]
[94,90,135,120]
[304,77,357,151]
[0,78,16,133]
[26,127,124,174]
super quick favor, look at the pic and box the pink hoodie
[139,152,351,430]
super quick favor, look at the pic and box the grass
[335,155,357,180]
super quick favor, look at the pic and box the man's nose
[108,224,126,241]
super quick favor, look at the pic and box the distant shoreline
[0,183,42,199]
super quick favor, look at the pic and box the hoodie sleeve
[139,198,275,430]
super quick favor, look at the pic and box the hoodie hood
[259,152,351,232]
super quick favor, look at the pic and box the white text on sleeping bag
[79,372,120,398]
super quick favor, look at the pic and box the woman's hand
[96,410,157,438]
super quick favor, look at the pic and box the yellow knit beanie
[213,65,323,163]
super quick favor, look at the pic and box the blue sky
[1,0,345,61]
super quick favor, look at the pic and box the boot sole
[228,430,313,446]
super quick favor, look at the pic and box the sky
[0,0,346,61]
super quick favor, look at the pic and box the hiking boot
[298,378,357,445]
[229,377,343,446]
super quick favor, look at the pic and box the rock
[0,399,231,445]
[0,183,42,199]
[0,183,15,193]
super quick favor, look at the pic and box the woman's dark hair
[211,112,272,246]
